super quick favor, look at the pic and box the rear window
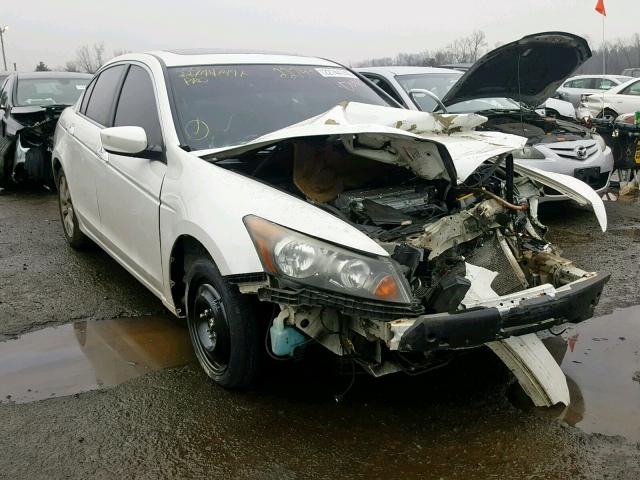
[16,77,89,107]
[167,64,390,150]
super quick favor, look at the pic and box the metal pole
[0,28,7,71]
[602,14,606,74]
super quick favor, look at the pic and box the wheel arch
[52,156,63,183]
[168,233,216,317]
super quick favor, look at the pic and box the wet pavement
[0,316,192,404]
[1,190,639,479]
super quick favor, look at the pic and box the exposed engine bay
[479,111,596,145]
[219,136,598,319]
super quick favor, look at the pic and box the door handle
[69,125,75,136]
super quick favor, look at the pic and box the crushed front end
[0,105,66,188]
[212,103,609,383]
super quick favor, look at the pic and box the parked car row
[49,33,609,406]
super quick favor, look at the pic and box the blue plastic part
[270,316,307,357]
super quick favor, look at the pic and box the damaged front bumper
[389,272,609,353]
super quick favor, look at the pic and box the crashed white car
[52,51,608,405]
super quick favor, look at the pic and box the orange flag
[595,0,606,16]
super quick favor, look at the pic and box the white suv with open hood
[52,50,608,405]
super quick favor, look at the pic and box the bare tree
[113,49,132,58]
[75,43,105,74]
[64,61,80,72]
[468,30,487,62]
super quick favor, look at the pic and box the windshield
[446,97,523,114]
[16,77,89,107]
[395,73,462,111]
[168,64,389,150]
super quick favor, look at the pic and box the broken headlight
[244,215,413,304]
[593,134,607,152]
[511,146,546,160]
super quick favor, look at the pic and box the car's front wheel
[186,257,260,389]
[57,169,88,249]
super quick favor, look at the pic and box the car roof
[566,74,631,80]
[356,66,463,76]
[140,50,341,68]
[15,71,92,80]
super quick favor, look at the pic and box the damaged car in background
[359,32,614,201]
[52,52,609,408]
[0,72,91,188]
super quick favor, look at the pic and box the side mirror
[408,89,449,113]
[100,126,147,155]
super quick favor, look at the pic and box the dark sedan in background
[0,71,91,188]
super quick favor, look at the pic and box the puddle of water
[0,316,193,404]
[540,306,640,441]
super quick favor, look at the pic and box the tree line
[576,34,640,74]
[33,43,130,73]
[32,33,640,75]
[354,30,489,68]
[354,31,640,75]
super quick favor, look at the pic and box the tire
[545,108,560,119]
[0,136,15,189]
[597,108,618,120]
[57,169,88,249]
[186,258,260,389]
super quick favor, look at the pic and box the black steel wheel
[186,258,260,389]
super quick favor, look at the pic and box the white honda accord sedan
[52,50,608,403]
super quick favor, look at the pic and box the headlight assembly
[511,146,546,160]
[593,134,607,152]
[244,215,413,304]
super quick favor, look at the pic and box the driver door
[95,64,166,293]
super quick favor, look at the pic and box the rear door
[69,65,127,233]
[615,80,640,113]
[94,63,166,292]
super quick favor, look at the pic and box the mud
[0,192,639,479]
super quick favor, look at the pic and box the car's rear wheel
[186,258,260,389]
[598,108,618,120]
[57,169,88,249]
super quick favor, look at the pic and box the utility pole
[0,25,8,71]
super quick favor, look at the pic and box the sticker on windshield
[75,85,86,90]
[315,67,357,79]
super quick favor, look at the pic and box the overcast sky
[2,0,639,71]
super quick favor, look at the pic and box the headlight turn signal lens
[243,215,413,304]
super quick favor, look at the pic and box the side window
[596,78,615,90]
[0,77,11,107]
[85,65,126,126]
[621,80,640,96]
[564,80,575,88]
[113,65,163,151]
[570,78,593,89]
[363,75,403,105]
[79,77,97,114]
